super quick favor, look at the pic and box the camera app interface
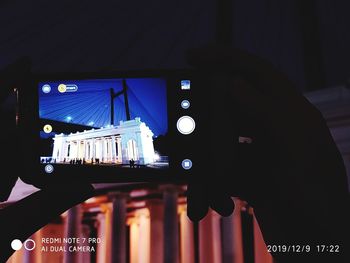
[38,78,169,171]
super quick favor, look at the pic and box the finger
[228,75,278,137]
[186,181,209,222]
[0,116,20,200]
[186,46,308,106]
[0,176,18,202]
[0,57,31,103]
[209,190,235,217]
[0,58,32,197]
[187,48,280,135]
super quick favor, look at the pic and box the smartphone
[17,69,208,184]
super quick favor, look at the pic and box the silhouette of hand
[0,57,32,201]
[186,46,349,262]
[0,58,94,262]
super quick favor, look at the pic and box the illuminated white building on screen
[51,117,156,165]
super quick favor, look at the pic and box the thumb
[186,182,209,222]
[209,186,235,217]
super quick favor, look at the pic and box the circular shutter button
[177,116,195,135]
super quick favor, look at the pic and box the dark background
[1,0,350,92]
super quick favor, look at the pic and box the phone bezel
[18,69,202,184]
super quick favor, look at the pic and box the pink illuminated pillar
[148,199,164,263]
[64,204,83,263]
[199,209,222,263]
[179,206,195,263]
[109,192,127,263]
[221,198,244,263]
[96,204,112,263]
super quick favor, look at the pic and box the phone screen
[38,77,170,174]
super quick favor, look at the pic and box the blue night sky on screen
[39,78,168,137]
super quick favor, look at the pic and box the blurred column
[162,185,179,263]
[148,199,164,263]
[64,204,83,263]
[22,241,36,263]
[96,204,113,263]
[81,224,91,263]
[241,205,255,263]
[96,211,107,263]
[127,208,151,263]
[41,222,65,263]
[137,208,151,263]
[253,213,273,263]
[179,205,194,263]
[33,230,43,263]
[221,198,244,263]
[109,192,127,263]
[129,217,139,263]
[23,230,42,263]
[199,209,222,263]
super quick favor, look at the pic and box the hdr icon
[11,239,36,251]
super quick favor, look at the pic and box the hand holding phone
[0,57,31,201]
[18,69,206,185]
[186,46,350,262]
